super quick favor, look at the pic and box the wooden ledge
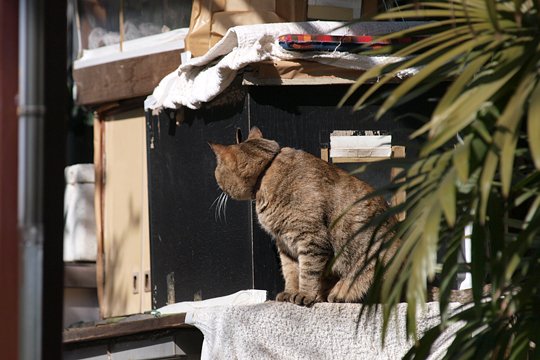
[63,313,190,344]
[73,50,181,106]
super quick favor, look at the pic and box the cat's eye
[236,128,243,144]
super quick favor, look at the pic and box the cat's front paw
[276,291,321,306]
[326,292,346,303]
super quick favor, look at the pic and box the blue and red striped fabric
[278,34,418,52]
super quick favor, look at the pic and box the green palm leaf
[344,0,540,357]
[528,81,540,169]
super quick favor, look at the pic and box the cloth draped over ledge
[184,300,463,360]
[145,21,425,113]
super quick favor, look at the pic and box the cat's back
[268,147,374,193]
[264,147,342,189]
[260,146,386,218]
[259,147,377,210]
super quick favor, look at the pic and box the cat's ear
[247,127,263,140]
[208,142,226,157]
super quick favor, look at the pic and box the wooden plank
[94,116,106,319]
[73,50,181,106]
[63,313,190,344]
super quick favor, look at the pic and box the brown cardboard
[186,0,307,57]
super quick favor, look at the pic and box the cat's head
[209,127,280,200]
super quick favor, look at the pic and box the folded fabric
[146,21,426,112]
[185,301,464,360]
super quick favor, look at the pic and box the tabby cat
[210,127,398,306]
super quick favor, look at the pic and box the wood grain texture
[73,50,181,106]
[94,116,106,318]
[63,313,189,344]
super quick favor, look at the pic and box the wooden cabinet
[95,107,152,317]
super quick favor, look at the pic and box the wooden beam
[73,50,181,106]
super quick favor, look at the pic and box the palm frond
[344,0,540,357]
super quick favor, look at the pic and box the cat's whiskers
[211,192,225,222]
[218,192,229,223]
[211,192,229,223]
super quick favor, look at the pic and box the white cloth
[155,289,267,315]
[146,21,425,112]
[185,301,463,360]
[63,164,97,262]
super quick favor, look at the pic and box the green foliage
[344,0,540,357]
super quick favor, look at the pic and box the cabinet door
[98,109,151,317]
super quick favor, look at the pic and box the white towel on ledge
[146,21,425,112]
[155,289,267,315]
[185,301,463,360]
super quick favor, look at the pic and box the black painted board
[146,102,254,308]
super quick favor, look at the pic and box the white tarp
[146,21,424,112]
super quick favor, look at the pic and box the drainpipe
[18,0,44,358]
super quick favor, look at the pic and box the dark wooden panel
[73,50,181,106]
[147,99,254,307]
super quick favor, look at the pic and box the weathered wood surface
[73,50,180,106]
[63,313,190,344]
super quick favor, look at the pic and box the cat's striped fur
[210,127,398,306]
